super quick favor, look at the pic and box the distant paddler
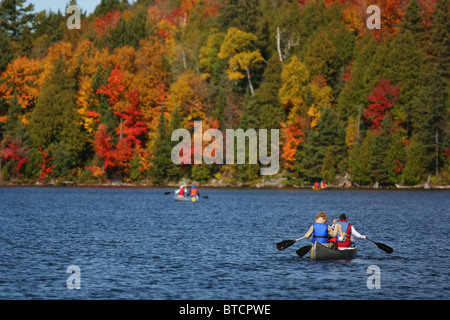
[190,185,199,197]
[178,185,186,196]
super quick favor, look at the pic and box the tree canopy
[0,0,448,187]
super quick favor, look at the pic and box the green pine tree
[295,107,346,183]
[27,58,86,178]
[149,107,176,184]
[348,132,374,185]
[369,116,391,185]
[107,8,149,50]
[0,27,12,72]
[411,66,446,176]
[427,0,450,79]
[401,136,425,185]
[0,0,35,38]
[401,0,425,44]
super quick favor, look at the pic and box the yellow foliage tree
[218,27,263,95]
[39,41,74,85]
[279,56,310,121]
[307,76,334,129]
[166,70,208,127]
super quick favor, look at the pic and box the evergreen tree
[384,30,423,132]
[412,66,446,176]
[385,129,406,185]
[295,107,346,183]
[107,8,149,50]
[94,0,128,16]
[304,28,339,82]
[348,132,374,185]
[402,136,425,185]
[321,145,336,184]
[337,33,378,119]
[149,107,175,184]
[167,107,183,180]
[427,0,450,79]
[0,28,12,72]
[369,116,392,185]
[2,94,23,138]
[27,58,86,178]
[0,0,35,38]
[32,10,65,53]
[401,0,425,44]
[240,55,284,130]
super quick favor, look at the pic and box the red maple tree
[1,138,29,176]
[93,91,148,175]
[94,10,122,36]
[364,76,399,134]
[36,146,54,180]
[96,64,127,106]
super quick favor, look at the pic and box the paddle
[164,191,171,195]
[296,244,312,258]
[366,237,393,254]
[276,237,305,251]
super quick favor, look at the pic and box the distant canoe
[310,241,357,260]
[174,191,199,202]
[312,187,325,191]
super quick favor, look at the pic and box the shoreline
[1,180,449,190]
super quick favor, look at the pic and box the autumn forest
[0,0,449,187]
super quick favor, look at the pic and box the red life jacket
[178,188,185,196]
[190,188,198,196]
[337,220,352,248]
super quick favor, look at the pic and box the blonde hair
[315,211,328,222]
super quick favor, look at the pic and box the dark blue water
[0,187,449,300]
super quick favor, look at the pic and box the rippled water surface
[0,187,449,299]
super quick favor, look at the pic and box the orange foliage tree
[0,56,41,110]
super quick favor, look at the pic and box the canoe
[310,241,357,261]
[174,191,199,202]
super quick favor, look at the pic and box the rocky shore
[1,174,449,190]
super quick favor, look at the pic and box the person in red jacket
[178,185,185,196]
[329,214,367,248]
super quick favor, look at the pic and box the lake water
[0,187,449,300]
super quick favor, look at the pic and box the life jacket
[178,188,185,196]
[312,223,329,244]
[337,220,352,247]
[190,188,197,196]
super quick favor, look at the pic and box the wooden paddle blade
[296,245,312,258]
[276,240,296,251]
